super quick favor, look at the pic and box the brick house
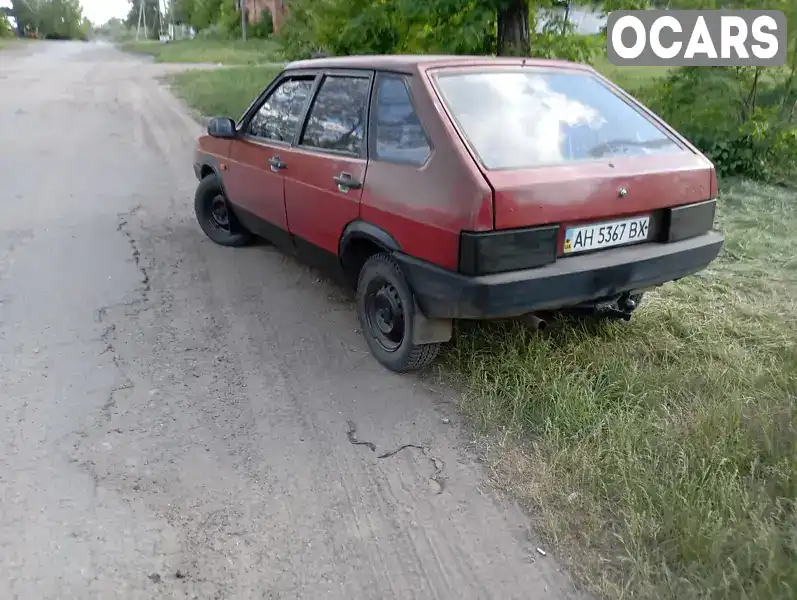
[244,0,288,34]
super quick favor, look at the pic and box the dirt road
[0,41,583,600]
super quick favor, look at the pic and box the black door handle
[268,156,286,171]
[333,173,362,190]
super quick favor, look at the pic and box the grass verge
[590,55,672,92]
[170,60,796,600]
[446,180,796,599]
[119,38,283,65]
[168,66,282,118]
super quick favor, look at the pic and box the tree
[10,0,40,37]
[168,0,191,24]
[0,7,14,38]
[10,0,89,39]
[496,0,530,56]
[187,0,222,29]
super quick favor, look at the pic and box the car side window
[300,75,371,155]
[247,77,315,143]
[374,76,431,165]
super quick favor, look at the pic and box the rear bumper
[395,231,724,320]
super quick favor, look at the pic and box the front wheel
[194,174,252,247]
[356,253,441,373]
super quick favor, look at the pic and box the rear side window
[433,69,681,170]
[247,77,314,143]
[300,75,370,155]
[373,76,431,165]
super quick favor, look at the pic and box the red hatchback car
[192,55,724,373]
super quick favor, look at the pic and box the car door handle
[333,173,362,191]
[268,156,286,172]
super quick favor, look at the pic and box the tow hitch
[570,292,644,322]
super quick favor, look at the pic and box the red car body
[192,55,724,372]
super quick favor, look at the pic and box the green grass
[168,66,282,117]
[119,38,283,65]
[591,55,673,92]
[170,59,796,600]
[446,181,797,599]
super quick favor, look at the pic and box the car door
[224,73,317,247]
[281,71,373,259]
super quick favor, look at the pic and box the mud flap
[411,301,453,345]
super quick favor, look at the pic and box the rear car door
[224,74,316,245]
[282,70,373,256]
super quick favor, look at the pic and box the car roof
[283,54,595,74]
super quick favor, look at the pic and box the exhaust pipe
[521,313,547,331]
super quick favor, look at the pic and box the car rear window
[433,69,682,170]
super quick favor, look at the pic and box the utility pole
[136,0,147,41]
[238,0,247,41]
[135,0,146,41]
[158,0,167,39]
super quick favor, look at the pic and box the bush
[249,9,273,38]
[196,23,230,40]
[636,67,797,185]
[218,0,241,37]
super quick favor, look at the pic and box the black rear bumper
[395,231,724,320]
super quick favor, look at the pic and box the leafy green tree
[10,0,89,39]
[279,0,661,59]
[10,0,40,36]
[218,0,241,35]
[186,0,222,29]
[168,0,192,24]
[0,8,14,38]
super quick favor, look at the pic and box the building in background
[244,0,287,34]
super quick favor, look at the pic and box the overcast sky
[0,1,130,25]
[81,0,130,24]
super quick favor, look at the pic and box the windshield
[433,69,682,170]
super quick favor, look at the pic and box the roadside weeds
[118,38,283,66]
[446,180,797,599]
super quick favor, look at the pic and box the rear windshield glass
[433,69,681,170]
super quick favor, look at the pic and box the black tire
[194,174,252,247]
[356,253,441,373]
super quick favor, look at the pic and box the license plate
[563,216,650,255]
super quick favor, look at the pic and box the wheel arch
[199,163,217,179]
[338,220,401,288]
[196,158,237,208]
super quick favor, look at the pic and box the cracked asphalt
[0,41,585,600]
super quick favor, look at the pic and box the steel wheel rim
[364,277,405,353]
[208,194,230,231]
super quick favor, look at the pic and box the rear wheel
[194,174,252,247]
[356,253,440,373]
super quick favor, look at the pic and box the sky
[0,1,130,26]
[80,0,130,25]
